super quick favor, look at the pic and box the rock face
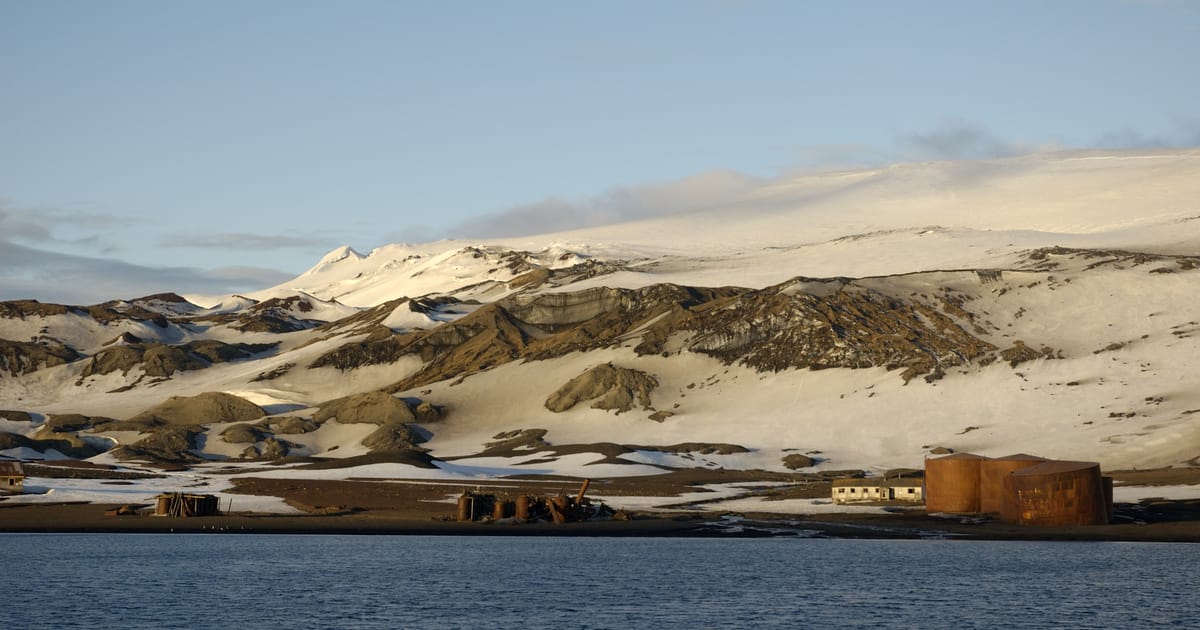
[305,279,994,393]
[111,426,204,463]
[311,391,431,452]
[82,341,277,379]
[545,364,659,414]
[0,339,80,376]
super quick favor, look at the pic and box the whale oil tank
[924,453,987,513]
[1003,460,1108,526]
[980,454,1046,514]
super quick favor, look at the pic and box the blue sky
[2,0,1198,303]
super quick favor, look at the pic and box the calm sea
[1,534,1195,629]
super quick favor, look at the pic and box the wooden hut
[0,462,24,494]
[154,493,220,517]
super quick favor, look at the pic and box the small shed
[0,462,24,494]
[154,492,220,517]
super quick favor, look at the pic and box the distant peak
[303,245,365,276]
[320,245,364,265]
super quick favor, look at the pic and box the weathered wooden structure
[0,461,24,494]
[154,492,220,517]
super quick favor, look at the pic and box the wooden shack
[154,492,220,517]
[0,462,24,494]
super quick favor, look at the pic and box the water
[1,534,1196,629]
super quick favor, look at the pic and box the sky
[2,0,1199,304]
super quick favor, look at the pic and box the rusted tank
[515,495,532,520]
[1102,476,1114,523]
[456,494,472,522]
[979,453,1046,514]
[924,453,987,513]
[1002,460,1108,526]
[493,499,512,520]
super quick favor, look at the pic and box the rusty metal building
[1000,460,1110,526]
[925,453,1111,526]
[924,452,986,513]
[979,453,1046,514]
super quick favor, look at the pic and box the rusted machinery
[455,479,612,524]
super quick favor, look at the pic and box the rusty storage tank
[1102,476,1114,522]
[924,453,987,513]
[457,494,473,522]
[979,454,1046,514]
[1002,460,1108,526]
[515,495,532,520]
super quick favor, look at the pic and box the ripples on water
[1,534,1196,629]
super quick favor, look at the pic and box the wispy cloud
[450,170,764,239]
[160,232,333,250]
[0,239,291,304]
[0,202,131,248]
[896,118,1032,161]
[1093,117,1200,149]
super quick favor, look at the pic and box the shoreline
[3,502,1199,542]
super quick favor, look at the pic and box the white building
[831,477,923,504]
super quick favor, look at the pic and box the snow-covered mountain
[3,148,1200,481]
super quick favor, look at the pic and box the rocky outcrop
[268,416,319,434]
[635,282,995,380]
[0,338,80,376]
[110,426,204,463]
[782,454,817,469]
[221,423,268,444]
[313,391,416,425]
[0,430,106,458]
[129,392,266,426]
[545,363,659,414]
[82,341,277,379]
[361,423,424,452]
[232,295,320,333]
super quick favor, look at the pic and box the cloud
[1093,117,1200,149]
[160,232,333,250]
[450,169,764,239]
[0,239,291,304]
[896,119,1029,161]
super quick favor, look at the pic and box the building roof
[1010,460,1101,476]
[927,452,988,461]
[833,477,923,488]
[0,461,24,477]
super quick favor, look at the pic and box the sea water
[1,534,1195,629]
